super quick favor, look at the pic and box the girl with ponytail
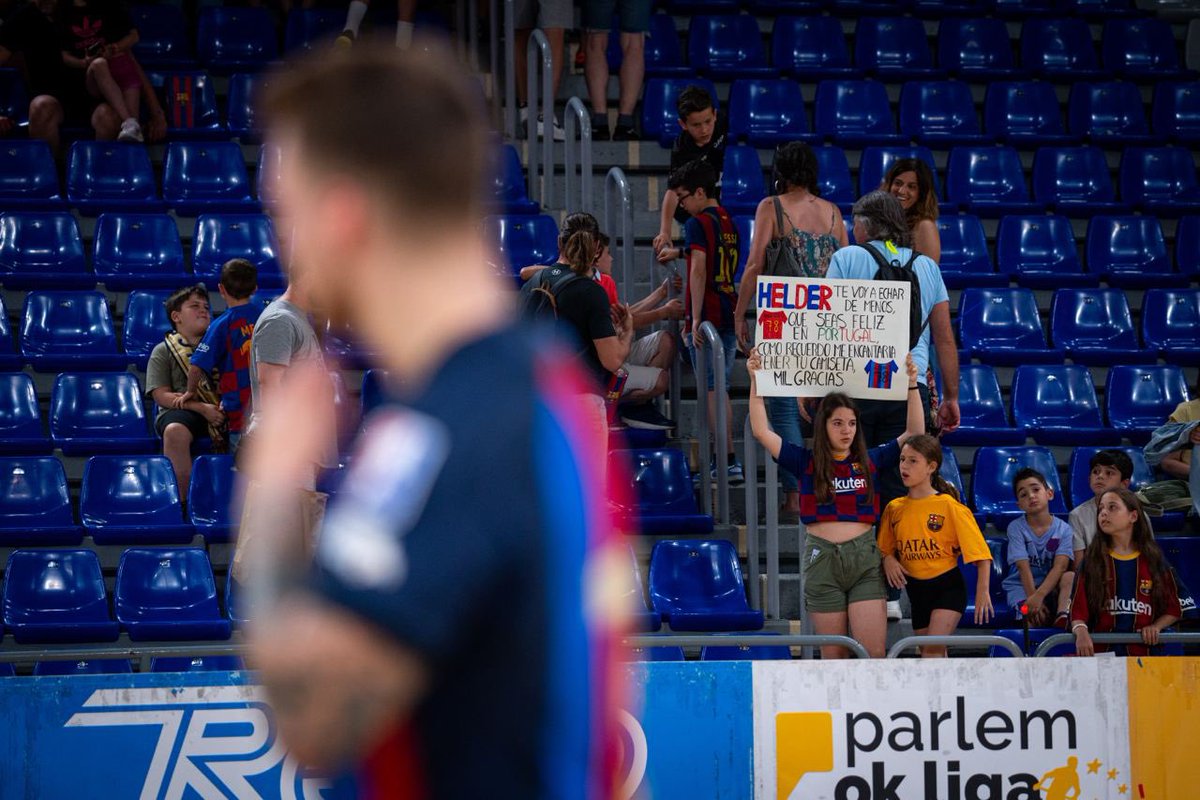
[877,434,994,656]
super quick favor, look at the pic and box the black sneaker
[619,403,675,430]
[591,123,611,141]
[611,124,639,141]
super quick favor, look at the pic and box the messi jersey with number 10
[684,206,739,331]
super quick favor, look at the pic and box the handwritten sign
[754,276,910,400]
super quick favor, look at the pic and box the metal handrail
[665,257,682,427]
[604,167,634,293]
[888,635,1024,658]
[743,417,760,612]
[502,0,515,139]
[526,29,553,207]
[764,421,781,620]
[694,321,730,525]
[743,406,782,619]
[0,643,249,673]
[1033,631,1200,658]
[563,97,593,213]
[625,634,870,660]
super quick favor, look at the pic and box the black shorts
[906,568,967,631]
[156,409,208,440]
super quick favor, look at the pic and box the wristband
[908,386,919,391]
[1071,622,1088,633]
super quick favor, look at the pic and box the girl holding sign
[747,348,922,659]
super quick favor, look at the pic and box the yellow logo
[775,712,834,800]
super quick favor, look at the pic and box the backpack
[519,267,586,321]
[859,242,930,350]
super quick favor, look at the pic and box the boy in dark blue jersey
[244,44,623,800]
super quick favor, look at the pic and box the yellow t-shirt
[1168,400,1200,466]
[878,493,992,580]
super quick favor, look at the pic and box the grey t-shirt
[145,340,188,426]
[246,298,336,466]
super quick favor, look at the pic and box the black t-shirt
[543,264,616,392]
[0,2,68,98]
[669,111,727,224]
[57,0,132,59]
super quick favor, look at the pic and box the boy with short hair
[652,85,727,256]
[660,159,742,483]
[181,259,260,455]
[1069,449,1136,563]
[1002,468,1075,628]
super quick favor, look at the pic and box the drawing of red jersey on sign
[758,310,787,340]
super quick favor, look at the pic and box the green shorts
[802,529,886,612]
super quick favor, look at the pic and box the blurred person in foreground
[243,44,625,798]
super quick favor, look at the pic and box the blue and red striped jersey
[683,205,739,332]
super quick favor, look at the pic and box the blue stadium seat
[1085,215,1182,288]
[610,449,714,535]
[609,13,690,77]
[0,457,81,545]
[0,374,49,453]
[811,146,855,211]
[130,4,194,68]
[700,641,791,661]
[721,145,766,215]
[1142,289,1200,366]
[1152,82,1200,144]
[939,446,969,503]
[34,659,132,676]
[1021,18,1110,81]
[899,80,988,146]
[1068,0,1137,17]
[1068,82,1163,147]
[1032,146,1128,217]
[0,140,63,209]
[999,215,1092,290]
[197,7,280,73]
[122,290,173,370]
[945,146,1039,217]
[855,17,943,79]
[1012,365,1116,445]
[0,68,29,126]
[163,142,257,214]
[960,538,1012,627]
[1049,288,1147,366]
[1118,146,1200,216]
[727,79,816,146]
[958,287,1061,365]
[115,548,231,641]
[93,214,187,291]
[733,214,755,279]
[50,373,155,455]
[814,80,905,147]
[226,577,249,625]
[360,369,389,417]
[284,7,344,52]
[648,540,764,631]
[151,72,225,139]
[938,18,1026,81]
[1178,216,1200,276]
[1102,18,1193,79]
[188,455,237,543]
[771,16,859,81]
[832,0,912,13]
[256,143,281,206]
[226,73,266,142]
[0,296,16,371]
[857,145,940,198]
[81,456,194,545]
[941,364,1025,446]
[483,214,559,279]
[0,212,90,289]
[151,656,244,672]
[3,550,119,643]
[688,15,776,80]
[1105,365,1190,444]
[1068,445,1155,509]
[972,447,1069,528]
[1159,538,1200,610]
[984,81,1077,147]
[623,545,661,633]
[0,664,12,677]
[625,645,686,662]
[989,628,1074,657]
[193,214,284,289]
[20,291,128,372]
[66,142,162,215]
[639,78,720,147]
[936,214,999,288]
[490,144,539,214]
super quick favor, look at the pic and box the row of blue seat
[1,547,235,643]
[630,15,1192,85]
[0,656,243,676]
[657,0,1145,20]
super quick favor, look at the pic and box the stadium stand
[648,540,764,631]
[66,142,163,214]
[0,212,91,289]
[114,548,231,641]
[0,140,63,210]
[1049,288,1149,365]
[20,291,128,372]
[49,373,156,455]
[80,456,194,545]
[0,457,81,545]
[727,79,815,146]
[3,550,120,643]
[0,374,50,453]
[610,449,714,535]
[92,214,189,291]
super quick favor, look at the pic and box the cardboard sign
[754,276,910,400]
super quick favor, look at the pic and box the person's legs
[647,329,675,369]
[340,0,370,42]
[612,0,648,138]
[396,0,416,47]
[84,58,133,120]
[583,30,610,131]
[162,422,196,497]
[917,609,963,658]
[810,610,851,660]
[28,95,64,155]
[847,599,888,658]
[91,103,122,140]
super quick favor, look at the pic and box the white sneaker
[118,118,143,143]
[539,114,566,142]
[886,600,902,621]
[519,107,565,142]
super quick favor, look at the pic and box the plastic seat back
[999,215,1083,285]
[3,550,118,643]
[700,643,791,660]
[1011,365,1106,434]
[1049,288,1140,356]
[482,214,560,278]
[227,72,267,140]
[727,79,811,146]
[93,213,187,290]
[189,454,237,541]
[1177,216,1200,276]
[151,656,244,672]
[0,140,62,208]
[66,141,160,211]
[197,7,280,72]
[957,364,1012,429]
[0,212,89,288]
[122,290,173,367]
[1021,19,1105,77]
[50,373,151,453]
[771,16,855,79]
[814,79,899,142]
[984,81,1070,143]
[939,18,1020,77]
[1152,81,1200,143]
[810,146,854,207]
[1031,146,1119,207]
[1159,538,1200,612]
[192,214,283,287]
[688,14,772,78]
[1102,18,1183,75]
[20,291,119,363]
[0,69,27,126]
[899,80,983,142]
[130,4,194,67]
[1105,365,1190,438]
[648,540,763,630]
[114,548,230,640]
[490,144,538,214]
[152,72,224,136]
[721,145,767,212]
[957,287,1050,354]
[945,146,1032,208]
[855,17,938,74]
[162,142,253,211]
[937,214,995,285]
[939,446,966,498]
[1119,146,1200,209]
[1085,215,1172,286]
[34,659,132,676]
[1068,81,1153,142]
[972,447,1069,525]
[0,373,47,452]
[0,456,75,532]
[1142,289,1200,355]
[80,456,187,529]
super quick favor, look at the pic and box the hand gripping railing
[888,635,1024,658]
[604,167,634,293]
[694,321,730,526]
[743,416,782,618]
[625,634,870,660]
[563,97,593,213]
[1033,631,1200,657]
[526,29,554,207]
